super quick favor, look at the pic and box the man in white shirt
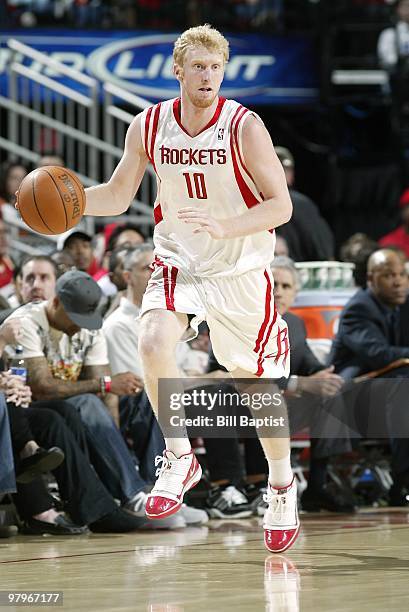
[103,245,153,376]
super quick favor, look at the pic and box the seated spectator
[98,246,132,316]
[0,161,28,208]
[58,230,103,277]
[205,256,354,516]
[5,262,202,527]
[379,188,409,257]
[96,223,146,296]
[330,248,409,505]
[274,146,335,262]
[340,232,379,288]
[103,244,153,377]
[50,249,76,277]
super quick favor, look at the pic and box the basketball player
[83,25,298,552]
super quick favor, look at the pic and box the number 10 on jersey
[183,172,208,200]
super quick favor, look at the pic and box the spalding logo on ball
[16,166,85,235]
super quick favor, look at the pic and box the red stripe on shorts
[169,266,178,310]
[254,270,272,354]
[154,203,163,224]
[274,327,283,366]
[155,258,178,311]
[281,327,290,369]
[255,305,277,377]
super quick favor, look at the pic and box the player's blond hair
[173,24,229,67]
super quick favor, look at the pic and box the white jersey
[140,97,276,277]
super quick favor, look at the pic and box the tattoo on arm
[26,357,99,400]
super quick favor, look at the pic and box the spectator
[103,245,153,376]
[58,230,102,277]
[95,223,146,296]
[98,245,131,313]
[0,295,152,535]
[5,263,201,527]
[379,188,409,257]
[274,146,335,262]
[340,232,379,288]
[0,161,28,208]
[106,222,146,252]
[50,249,76,277]
[330,248,409,505]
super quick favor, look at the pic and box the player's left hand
[178,207,226,239]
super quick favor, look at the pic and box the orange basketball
[16,166,85,235]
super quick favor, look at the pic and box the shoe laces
[152,454,189,497]
[220,486,248,507]
[263,488,290,524]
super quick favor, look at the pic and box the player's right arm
[84,113,149,216]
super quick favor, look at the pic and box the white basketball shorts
[140,256,290,379]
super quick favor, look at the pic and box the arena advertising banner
[0,30,319,105]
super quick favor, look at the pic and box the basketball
[16,166,85,235]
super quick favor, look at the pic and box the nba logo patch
[218,128,224,140]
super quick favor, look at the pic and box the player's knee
[138,328,171,364]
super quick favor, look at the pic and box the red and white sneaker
[145,450,202,519]
[263,477,300,553]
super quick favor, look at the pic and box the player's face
[272,267,298,315]
[368,256,409,306]
[21,260,56,303]
[175,46,225,108]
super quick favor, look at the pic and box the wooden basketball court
[2,509,409,611]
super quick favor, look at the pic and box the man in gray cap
[4,268,200,529]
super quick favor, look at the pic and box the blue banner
[0,30,319,105]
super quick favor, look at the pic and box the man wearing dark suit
[330,248,409,504]
[274,147,335,262]
[205,257,354,515]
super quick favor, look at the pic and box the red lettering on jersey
[188,149,199,165]
[217,150,227,164]
[159,147,226,166]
